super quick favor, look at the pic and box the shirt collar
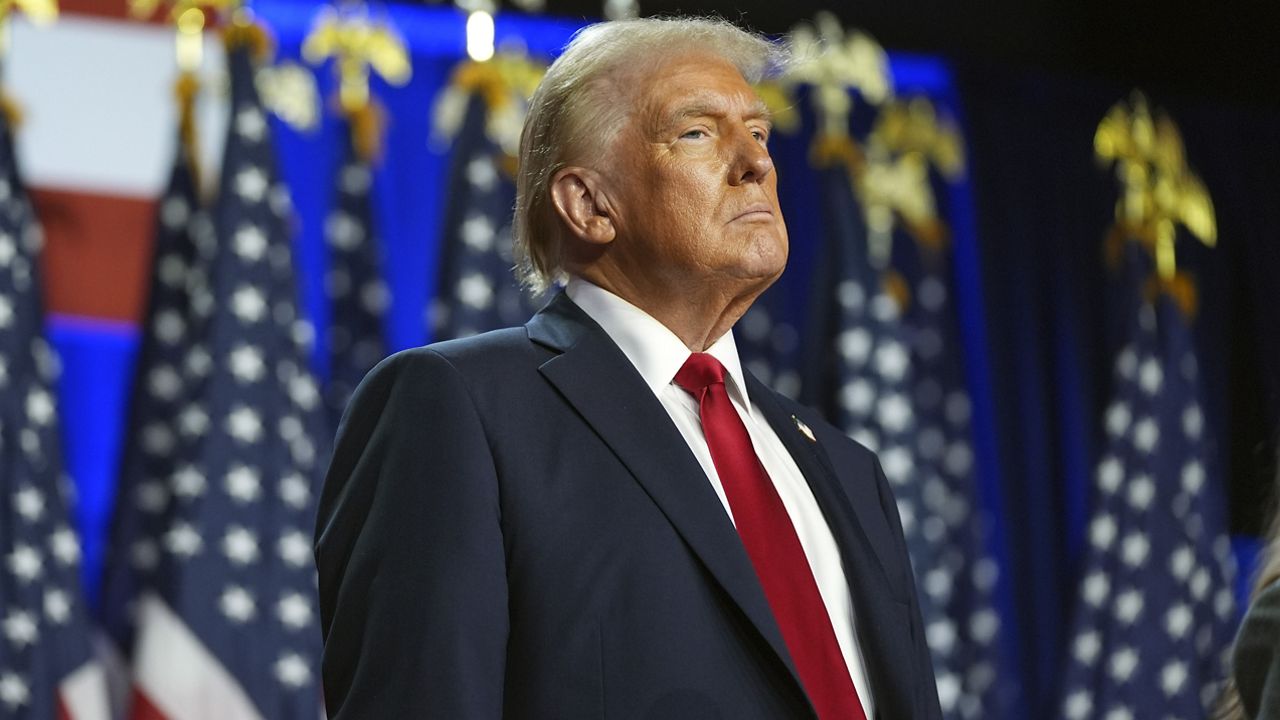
[565,277,751,408]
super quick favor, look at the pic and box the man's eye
[681,129,709,140]
[751,129,769,143]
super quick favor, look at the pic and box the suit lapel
[745,374,899,590]
[527,295,809,702]
[745,372,913,716]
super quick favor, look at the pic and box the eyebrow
[660,95,773,130]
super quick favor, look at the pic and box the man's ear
[549,167,616,246]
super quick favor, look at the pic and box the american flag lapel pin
[791,415,817,443]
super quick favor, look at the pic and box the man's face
[601,53,788,295]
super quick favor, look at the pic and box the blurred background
[2,0,1278,718]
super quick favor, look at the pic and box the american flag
[102,101,204,661]
[1057,246,1236,720]
[323,119,387,427]
[736,285,803,400]
[0,109,109,718]
[125,34,326,719]
[898,236,1016,719]
[807,147,1010,719]
[429,65,546,340]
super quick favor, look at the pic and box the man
[316,17,941,720]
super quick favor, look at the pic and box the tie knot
[674,352,727,395]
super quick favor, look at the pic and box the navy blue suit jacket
[315,292,941,719]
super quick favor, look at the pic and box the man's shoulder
[375,326,543,378]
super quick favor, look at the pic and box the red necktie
[675,353,866,720]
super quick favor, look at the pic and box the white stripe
[8,16,228,197]
[132,593,264,720]
[58,658,110,720]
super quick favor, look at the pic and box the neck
[575,266,770,352]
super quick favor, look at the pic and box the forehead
[633,54,766,124]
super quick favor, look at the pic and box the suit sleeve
[314,348,508,718]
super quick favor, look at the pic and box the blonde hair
[512,16,787,293]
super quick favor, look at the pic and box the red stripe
[60,0,165,24]
[56,693,70,720]
[31,186,156,324]
[129,686,170,720]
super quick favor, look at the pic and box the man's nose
[730,131,774,186]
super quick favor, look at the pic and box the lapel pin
[791,415,817,443]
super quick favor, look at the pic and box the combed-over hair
[513,16,787,293]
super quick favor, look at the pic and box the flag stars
[171,464,207,499]
[164,522,203,558]
[0,233,14,265]
[154,310,189,348]
[234,166,269,203]
[1105,402,1131,438]
[1083,570,1110,607]
[1138,356,1163,395]
[1097,455,1124,494]
[279,473,310,510]
[1113,588,1144,623]
[227,405,264,444]
[232,285,267,323]
[1126,474,1154,510]
[840,379,875,417]
[1181,461,1205,494]
[326,211,364,250]
[466,156,497,190]
[274,652,311,688]
[157,254,187,289]
[1063,689,1091,720]
[2,610,38,647]
[6,544,42,583]
[873,340,909,381]
[289,375,320,411]
[44,589,71,624]
[0,296,13,328]
[876,393,913,433]
[1182,404,1203,439]
[1165,603,1192,639]
[13,486,43,522]
[1108,646,1139,683]
[49,527,79,566]
[223,526,261,565]
[26,388,53,426]
[133,480,169,513]
[461,214,495,251]
[457,272,494,309]
[1161,660,1188,696]
[277,530,312,568]
[340,163,371,194]
[130,540,159,570]
[220,585,256,623]
[276,592,312,630]
[225,465,263,503]
[235,107,267,142]
[234,224,268,261]
[838,327,872,366]
[1131,417,1159,452]
[0,672,29,709]
[160,195,190,230]
[1120,532,1150,567]
[179,403,210,438]
[1074,630,1101,664]
[148,364,183,401]
[229,344,266,383]
[1089,515,1117,550]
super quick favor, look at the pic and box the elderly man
[316,16,941,720]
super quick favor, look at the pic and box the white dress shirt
[566,278,875,718]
